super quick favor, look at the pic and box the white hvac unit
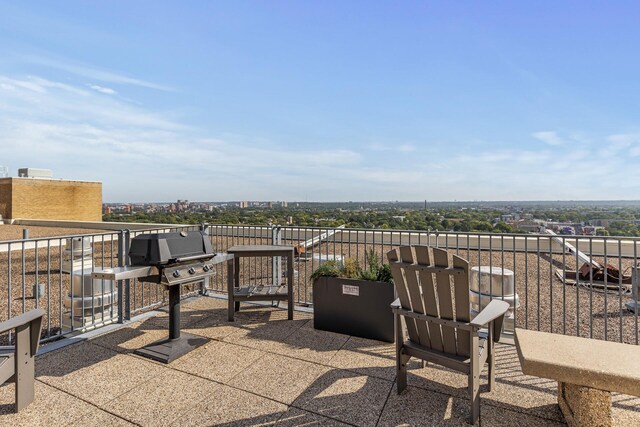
[62,270,118,331]
[469,266,520,334]
[61,237,94,273]
[18,168,53,179]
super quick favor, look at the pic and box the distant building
[0,176,102,221]
[515,219,542,233]
[175,199,189,212]
[281,201,288,208]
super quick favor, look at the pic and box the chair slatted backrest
[388,246,471,357]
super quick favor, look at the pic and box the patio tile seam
[283,403,360,427]
[213,333,400,383]
[33,378,143,426]
[166,373,296,425]
[164,356,365,426]
[73,348,176,407]
[393,379,560,425]
[481,400,564,424]
[235,373,327,407]
[374,372,396,427]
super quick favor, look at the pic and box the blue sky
[1,1,639,202]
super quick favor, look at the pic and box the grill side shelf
[91,266,159,281]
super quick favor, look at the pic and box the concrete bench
[515,328,640,427]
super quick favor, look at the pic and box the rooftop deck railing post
[120,229,132,321]
[270,225,282,288]
[199,223,208,296]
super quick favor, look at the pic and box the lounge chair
[387,246,509,425]
[0,309,45,412]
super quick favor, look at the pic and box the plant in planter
[311,250,395,342]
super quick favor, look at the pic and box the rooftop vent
[18,168,53,179]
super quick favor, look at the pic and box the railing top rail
[0,223,201,245]
[0,230,124,245]
[256,224,640,242]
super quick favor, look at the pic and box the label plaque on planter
[313,277,394,342]
[342,285,359,296]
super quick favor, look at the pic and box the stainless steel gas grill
[92,230,234,363]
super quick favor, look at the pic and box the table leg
[287,253,293,320]
[228,257,235,321]
[234,257,241,312]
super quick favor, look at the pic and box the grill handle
[170,253,216,263]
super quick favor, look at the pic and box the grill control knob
[173,270,181,278]
[203,265,210,272]
[188,267,196,275]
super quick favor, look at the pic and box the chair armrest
[390,298,401,310]
[470,300,509,328]
[0,309,45,335]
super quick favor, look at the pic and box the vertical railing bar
[501,234,505,309]
[575,236,580,337]
[7,243,12,343]
[603,237,608,341]
[536,235,540,331]
[489,233,493,306]
[59,238,63,337]
[364,227,368,270]
[549,235,553,333]
[46,241,51,338]
[34,240,39,309]
[562,235,566,335]
[21,239,26,313]
[589,237,594,339]
[618,238,623,343]
[634,240,638,345]
[524,235,528,329]
[512,235,517,329]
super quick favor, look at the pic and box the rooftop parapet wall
[0,177,102,222]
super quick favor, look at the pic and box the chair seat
[0,351,15,384]
[403,336,487,363]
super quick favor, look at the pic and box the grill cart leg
[169,285,180,340]
[134,284,208,364]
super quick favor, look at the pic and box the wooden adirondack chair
[387,246,509,425]
[0,309,45,412]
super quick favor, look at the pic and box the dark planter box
[312,276,395,342]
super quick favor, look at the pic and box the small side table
[227,245,295,321]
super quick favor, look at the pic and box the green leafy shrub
[310,250,394,284]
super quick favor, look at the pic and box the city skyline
[1,2,639,202]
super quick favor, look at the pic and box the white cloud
[89,84,117,95]
[531,131,564,146]
[22,55,173,92]
[0,73,638,202]
[369,142,416,152]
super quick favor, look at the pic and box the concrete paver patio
[0,296,638,426]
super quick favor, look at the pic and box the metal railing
[0,224,197,344]
[1,222,638,345]
[205,225,640,345]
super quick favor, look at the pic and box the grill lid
[129,231,214,266]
